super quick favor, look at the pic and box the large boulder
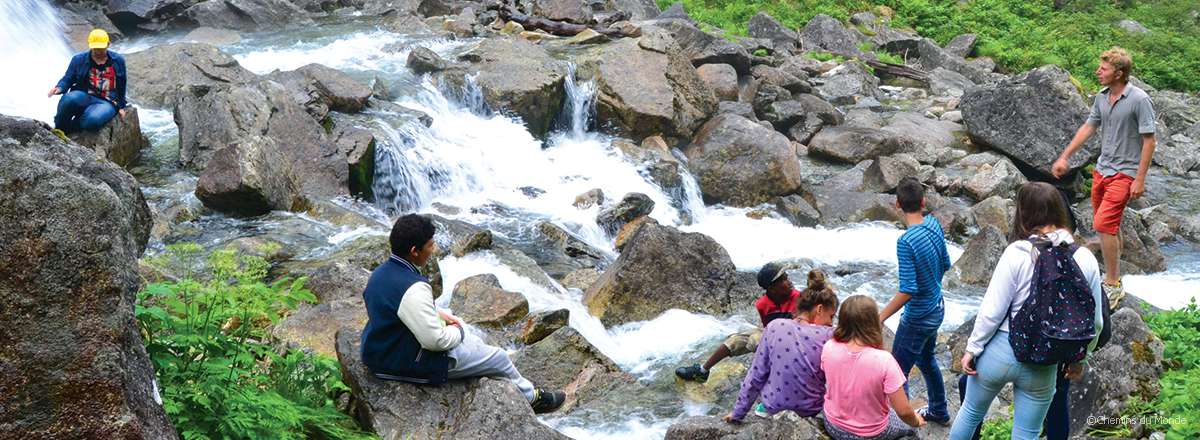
[603,0,660,21]
[948,225,1007,287]
[68,106,149,168]
[1068,308,1164,435]
[58,2,124,51]
[882,112,964,165]
[861,153,921,193]
[579,32,718,141]
[584,222,739,326]
[174,79,345,202]
[748,12,799,53]
[266,63,374,120]
[1115,209,1167,273]
[697,63,739,102]
[961,65,1099,179]
[962,158,1027,201]
[0,116,173,438]
[125,42,258,108]
[334,328,569,440]
[194,135,301,216]
[648,20,752,74]
[684,113,803,206]
[274,298,368,357]
[665,412,829,440]
[533,0,592,24]
[443,38,565,138]
[510,326,629,402]
[105,0,194,32]
[449,274,530,328]
[808,126,909,164]
[970,195,1015,238]
[927,67,975,98]
[812,61,882,105]
[183,0,314,31]
[800,14,866,58]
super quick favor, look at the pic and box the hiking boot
[1103,282,1124,311]
[674,364,709,383]
[916,406,951,426]
[530,388,565,414]
[753,402,769,418]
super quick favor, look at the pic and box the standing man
[1052,47,1156,308]
[47,29,128,133]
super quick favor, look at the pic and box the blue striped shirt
[897,215,951,320]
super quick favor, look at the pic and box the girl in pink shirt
[821,295,925,439]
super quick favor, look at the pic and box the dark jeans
[891,309,949,420]
[955,368,1071,440]
[55,90,116,132]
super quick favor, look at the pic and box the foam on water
[0,0,73,122]
[232,30,463,75]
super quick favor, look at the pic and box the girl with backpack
[950,182,1105,440]
[724,270,840,423]
[821,295,925,439]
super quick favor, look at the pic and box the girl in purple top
[725,270,840,423]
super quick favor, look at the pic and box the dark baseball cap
[757,262,787,289]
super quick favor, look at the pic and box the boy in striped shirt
[879,177,953,425]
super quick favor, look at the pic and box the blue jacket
[55,51,128,109]
[360,255,452,384]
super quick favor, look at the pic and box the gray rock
[266,63,373,119]
[603,0,661,21]
[748,12,799,53]
[408,46,450,74]
[811,187,902,227]
[58,2,123,51]
[335,328,569,440]
[913,38,998,84]
[800,14,866,58]
[808,126,909,164]
[579,34,717,141]
[971,196,1016,238]
[534,0,592,24]
[813,61,882,105]
[125,42,258,108]
[717,101,759,121]
[648,20,751,74]
[194,135,301,216]
[697,63,740,102]
[656,2,691,21]
[184,0,314,31]
[684,113,803,206]
[950,225,1007,287]
[1069,308,1163,435]
[560,268,601,291]
[574,188,605,209]
[761,100,807,131]
[444,38,565,138]
[451,229,494,257]
[944,33,977,58]
[862,153,922,193]
[585,222,740,326]
[963,158,1027,201]
[67,106,148,168]
[450,274,530,328]
[334,125,376,199]
[274,298,367,357]
[775,194,820,227]
[182,26,242,45]
[305,261,371,303]
[928,67,975,97]
[751,64,811,94]
[844,107,885,128]
[597,192,655,235]
[0,115,173,439]
[1117,19,1150,34]
[882,111,964,164]
[520,309,570,345]
[665,412,828,439]
[961,65,1099,179]
[1111,209,1167,273]
[512,326,624,390]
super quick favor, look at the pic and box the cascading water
[554,63,597,140]
[0,0,73,122]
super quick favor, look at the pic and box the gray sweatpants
[448,332,536,401]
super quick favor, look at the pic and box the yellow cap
[87,29,109,49]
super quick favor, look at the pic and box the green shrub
[138,244,376,440]
[1129,300,1200,438]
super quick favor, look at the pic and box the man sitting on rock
[675,262,800,386]
[360,214,565,413]
[47,29,128,133]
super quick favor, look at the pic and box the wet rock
[585,222,740,326]
[560,268,601,291]
[748,12,799,53]
[811,186,902,227]
[451,229,494,257]
[335,328,569,440]
[684,114,803,207]
[597,192,655,235]
[333,125,376,200]
[267,63,374,119]
[67,106,148,168]
[862,153,921,193]
[0,115,172,438]
[535,222,607,265]
[445,38,565,138]
[949,225,1007,287]
[614,215,655,251]
[808,126,909,164]
[194,136,301,217]
[512,326,623,390]
[813,61,882,105]
[579,32,718,141]
[450,274,530,328]
[800,14,867,58]
[573,188,605,209]
[520,309,570,345]
[963,158,1027,202]
[971,196,1016,239]
[961,65,1098,179]
[125,42,258,108]
[697,63,739,102]
[774,194,820,227]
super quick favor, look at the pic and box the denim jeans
[949,331,1057,440]
[55,90,117,132]
[891,305,949,420]
[955,367,1071,440]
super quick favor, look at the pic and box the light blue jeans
[949,331,1057,440]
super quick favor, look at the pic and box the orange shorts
[1091,171,1133,235]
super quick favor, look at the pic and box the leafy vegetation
[980,407,1014,440]
[1137,300,1200,438]
[655,0,1200,91]
[138,244,376,440]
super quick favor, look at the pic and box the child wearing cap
[675,262,800,384]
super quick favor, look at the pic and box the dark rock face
[800,14,866,58]
[961,65,1099,179]
[183,0,314,31]
[407,46,450,74]
[684,113,803,206]
[334,328,569,440]
[596,192,655,235]
[748,12,799,53]
[0,115,174,439]
[585,222,740,326]
[1068,307,1164,436]
[68,105,148,168]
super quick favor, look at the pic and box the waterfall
[553,63,597,140]
[0,0,74,122]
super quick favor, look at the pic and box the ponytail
[797,269,838,314]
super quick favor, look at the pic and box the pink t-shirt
[821,339,907,437]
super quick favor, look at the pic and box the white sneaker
[1104,282,1124,311]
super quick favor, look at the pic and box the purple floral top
[731,319,834,420]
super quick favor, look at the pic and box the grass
[656,0,1200,92]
